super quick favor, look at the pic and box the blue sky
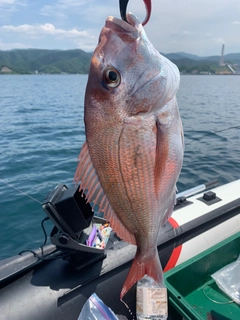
[0,0,239,56]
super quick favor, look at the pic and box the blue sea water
[0,74,240,260]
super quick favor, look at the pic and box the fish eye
[103,67,121,88]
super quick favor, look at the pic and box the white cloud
[213,37,225,44]
[0,0,26,6]
[0,23,97,51]
[40,5,67,18]
[0,0,16,5]
[1,0,240,55]
[169,31,194,38]
[0,37,31,50]
[39,0,119,27]
[0,0,27,23]
[40,0,92,17]
[1,23,94,39]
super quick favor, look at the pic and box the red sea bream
[74,12,184,299]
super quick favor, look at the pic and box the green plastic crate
[165,232,240,320]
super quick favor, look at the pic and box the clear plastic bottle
[136,275,168,320]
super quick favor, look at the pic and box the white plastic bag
[77,293,119,320]
[211,255,240,304]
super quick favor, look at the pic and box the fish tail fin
[120,249,163,300]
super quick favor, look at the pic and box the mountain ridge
[1,49,240,74]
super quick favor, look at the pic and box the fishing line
[0,178,42,205]
[0,179,53,257]
[1,125,238,203]
[202,285,233,304]
[185,125,240,146]
[19,248,70,261]
[120,298,135,320]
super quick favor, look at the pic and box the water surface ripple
[0,74,239,259]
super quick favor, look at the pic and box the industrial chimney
[220,44,225,66]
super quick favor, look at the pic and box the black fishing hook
[119,0,152,26]
[119,0,129,23]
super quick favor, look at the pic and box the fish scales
[74,12,184,299]
[119,118,160,235]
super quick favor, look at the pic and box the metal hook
[119,0,129,23]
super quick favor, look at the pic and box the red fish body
[75,13,184,299]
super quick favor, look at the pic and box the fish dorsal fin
[74,142,136,245]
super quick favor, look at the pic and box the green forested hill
[0,49,240,74]
[0,49,92,74]
[165,52,240,74]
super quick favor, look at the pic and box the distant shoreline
[1,49,239,76]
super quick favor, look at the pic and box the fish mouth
[105,13,140,34]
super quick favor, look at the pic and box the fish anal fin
[120,249,163,299]
[104,202,136,245]
[74,142,136,246]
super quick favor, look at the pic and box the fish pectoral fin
[74,140,111,209]
[154,119,169,194]
[161,193,176,226]
[120,249,163,299]
[74,142,136,246]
